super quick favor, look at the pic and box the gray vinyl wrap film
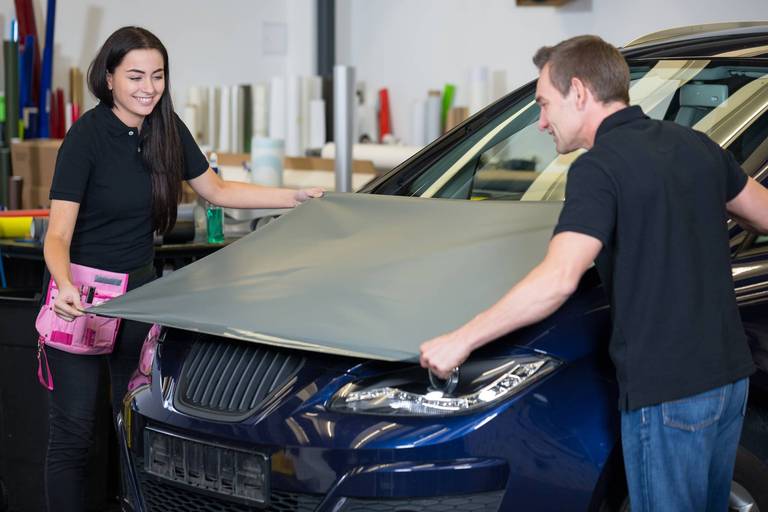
[92,193,562,361]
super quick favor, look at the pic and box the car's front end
[118,288,619,512]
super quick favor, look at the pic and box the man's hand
[727,177,768,234]
[294,187,325,205]
[420,331,472,379]
[53,283,85,322]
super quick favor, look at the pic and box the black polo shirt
[50,102,208,273]
[554,105,755,410]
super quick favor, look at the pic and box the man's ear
[570,77,591,110]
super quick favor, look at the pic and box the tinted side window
[728,109,768,173]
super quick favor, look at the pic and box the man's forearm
[419,232,601,378]
[732,213,767,235]
[458,261,577,352]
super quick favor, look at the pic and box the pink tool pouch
[35,263,129,390]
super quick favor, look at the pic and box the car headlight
[328,354,558,416]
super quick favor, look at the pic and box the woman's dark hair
[87,26,183,234]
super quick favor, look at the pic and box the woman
[42,26,322,511]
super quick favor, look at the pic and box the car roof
[361,22,768,195]
[622,22,768,59]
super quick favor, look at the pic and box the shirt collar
[595,105,648,141]
[95,102,140,137]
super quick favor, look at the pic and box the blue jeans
[621,378,749,512]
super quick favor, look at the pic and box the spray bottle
[206,152,225,244]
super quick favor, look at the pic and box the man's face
[535,64,584,154]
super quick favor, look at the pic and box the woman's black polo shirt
[50,103,208,273]
[554,105,755,410]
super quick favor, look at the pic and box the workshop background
[0,1,766,512]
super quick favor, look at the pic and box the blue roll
[19,34,36,137]
[37,0,55,138]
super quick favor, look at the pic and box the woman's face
[106,48,165,129]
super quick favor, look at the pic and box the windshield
[397,60,768,201]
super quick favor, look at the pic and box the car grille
[139,472,323,512]
[175,337,305,421]
[336,491,505,512]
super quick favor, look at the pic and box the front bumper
[117,411,507,512]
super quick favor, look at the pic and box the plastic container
[206,153,225,244]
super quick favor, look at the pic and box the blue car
[118,23,768,511]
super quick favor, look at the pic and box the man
[420,35,768,511]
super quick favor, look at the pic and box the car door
[726,99,768,387]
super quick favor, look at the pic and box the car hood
[93,193,562,361]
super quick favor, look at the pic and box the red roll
[55,88,65,137]
[0,208,49,217]
[378,88,392,142]
[49,88,58,137]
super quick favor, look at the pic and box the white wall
[1,0,767,144]
[0,0,317,111]
[338,0,768,143]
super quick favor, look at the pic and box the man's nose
[538,112,548,132]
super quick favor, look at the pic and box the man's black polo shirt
[50,103,208,273]
[554,105,755,410]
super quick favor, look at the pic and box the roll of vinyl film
[409,99,426,147]
[269,76,286,141]
[0,216,33,238]
[285,75,302,157]
[218,86,231,153]
[309,98,326,150]
[469,66,490,115]
[425,91,442,143]
[251,137,284,187]
[253,83,269,138]
[9,176,22,210]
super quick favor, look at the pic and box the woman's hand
[53,282,85,321]
[293,187,325,205]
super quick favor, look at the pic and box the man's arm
[419,231,602,378]
[727,177,768,234]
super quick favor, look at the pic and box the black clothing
[45,103,206,511]
[45,266,155,512]
[554,105,755,410]
[49,103,208,273]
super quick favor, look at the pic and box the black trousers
[43,265,155,512]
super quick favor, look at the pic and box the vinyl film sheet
[93,193,562,361]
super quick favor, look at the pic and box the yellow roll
[0,217,33,238]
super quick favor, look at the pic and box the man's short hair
[533,35,630,105]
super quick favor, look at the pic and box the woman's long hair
[87,26,182,234]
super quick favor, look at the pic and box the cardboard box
[10,143,34,192]
[10,139,62,208]
[17,185,51,210]
[37,139,61,187]
[212,152,378,175]
[32,186,51,209]
[181,182,197,203]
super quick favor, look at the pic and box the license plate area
[144,427,269,507]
